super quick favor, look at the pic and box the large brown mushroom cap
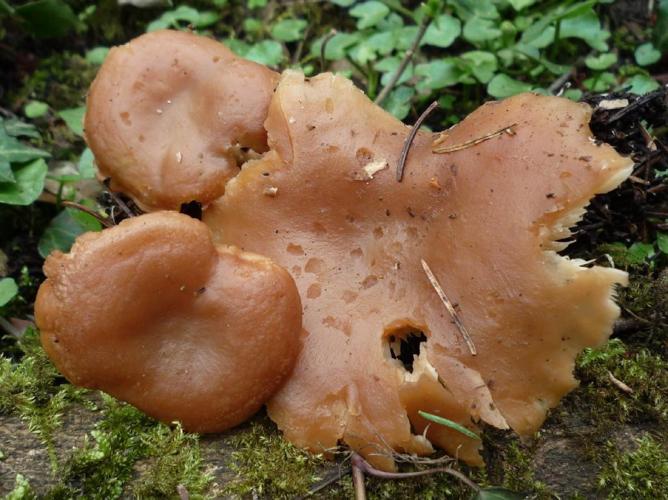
[203,71,632,469]
[35,211,302,432]
[84,30,278,211]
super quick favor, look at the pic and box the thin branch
[301,465,352,498]
[374,17,429,105]
[61,201,112,228]
[320,29,337,72]
[353,458,367,500]
[432,124,517,154]
[351,453,480,492]
[396,101,438,182]
[421,258,477,356]
[608,371,633,394]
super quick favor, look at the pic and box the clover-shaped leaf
[271,19,308,42]
[635,43,661,66]
[349,1,389,29]
[422,14,461,48]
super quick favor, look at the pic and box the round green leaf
[583,72,617,92]
[0,277,18,307]
[245,40,284,67]
[415,59,463,91]
[463,17,501,43]
[57,107,86,137]
[635,43,661,66]
[271,18,307,42]
[23,101,48,119]
[380,86,414,120]
[85,47,109,65]
[0,158,47,205]
[349,1,389,30]
[624,74,660,95]
[460,51,498,83]
[487,74,532,98]
[422,14,461,48]
[585,52,617,71]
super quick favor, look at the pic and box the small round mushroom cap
[84,30,278,211]
[35,211,302,432]
[204,72,632,469]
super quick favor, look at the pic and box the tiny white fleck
[176,151,183,163]
[288,116,296,124]
[156,108,163,115]
[263,186,279,197]
[167,99,172,104]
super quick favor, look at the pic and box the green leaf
[375,57,414,86]
[583,72,616,92]
[0,158,47,205]
[585,52,617,70]
[657,233,668,254]
[24,101,49,119]
[78,148,96,179]
[655,0,668,51]
[473,487,524,500]
[463,17,501,43]
[422,14,461,48]
[57,107,86,137]
[245,40,284,67]
[247,0,268,7]
[38,208,102,258]
[627,242,655,264]
[2,118,40,139]
[487,74,532,98]
[314,33,361,60]
[15,0,80,38]
[85,47,109,65]
[560,10,610,51]
[0,129,50,164]
[0,160,14,183]
[448,0,499,21]
[507,0,537,11]
[460,51,497,83]
[350,1,389,29]
[147,6,219,32]
[418,411,480,440]
[635,43,661,66]
[271,19,307,42]
[624,75,660,95]
[0,277,18,307]
[381,86,415,120]
[415,59,463,91]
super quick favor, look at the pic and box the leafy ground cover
[1,1,667,498]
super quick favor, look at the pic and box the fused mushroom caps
[204,72,632,469]
[35,211,302,432]
[84,30,278,211]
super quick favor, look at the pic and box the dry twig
[432,124,517,154]
[396,101,438,182]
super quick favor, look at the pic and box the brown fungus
[35,211,302,432]
[84,30,278,211]
[203,71,632,470]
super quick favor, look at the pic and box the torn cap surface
[204,71,631,469]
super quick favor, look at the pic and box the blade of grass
[418,410,480,440]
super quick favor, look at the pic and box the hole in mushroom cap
[179,201,203,220]
[383,324,428,373]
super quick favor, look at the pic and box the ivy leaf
[460,51,498,83]
[624,75,660,95]
[0,158,48,205]
[657,233,668,254]
[24,101,49,119]
[14,0,80,38]
[583,72,616,92]
[381,86,414,120]
[78,148,96,179]
[418,410,480,440]
[422,14,461,48]
[0,128,50,164]
[560,10,610,51]
[634,43,661,66]
[38,208,102,258]
[271,19,307,42]
[314,33,361,61]
[350,1,389,30]
[58,107,86,137]
[0,277,18,307]
[655,0,668,52]
[245,40,284,67]
[415,59,463,91]
[2,119,40,139]
[463,17,501,43]
[473,487,524,500]
[487,74,532,98]
[85,47,109,65]
[585,52,617,70]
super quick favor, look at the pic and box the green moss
[597,435,668,499]
[132,424,213,499]
[6,474,36,500]
[46,395,213,499]
[0,328,85,468]
[223,417,326,498]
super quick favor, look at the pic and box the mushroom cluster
[35,30,632,470]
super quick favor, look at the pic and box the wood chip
[263,186,278,197]
[359,159,389,180]
[597,99,629,111]
[608,371,633,394]
[420,258,477,356]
